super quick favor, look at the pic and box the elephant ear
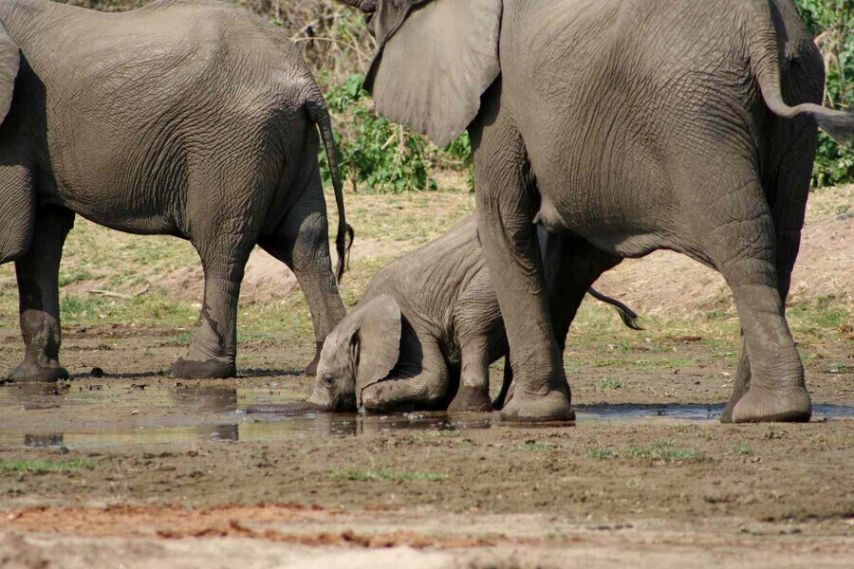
[365,0,502,146]
[0,23,20,124]
[353,295,402,395]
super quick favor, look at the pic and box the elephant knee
[291,216,332,269]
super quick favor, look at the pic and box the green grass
[518,442,557,452]
[736,441,752,456]
[596,378,625,390]
[407,431,463,445]
[0,459,94,475]
[623,440,703,462]
[586,448,615,459]
[330,469,448,482]
[55,293,199,329]
[0,184,474,340]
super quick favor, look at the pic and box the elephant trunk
[246,401,331,415]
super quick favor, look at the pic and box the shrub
[321,74,471,193]
[795,0,853,186]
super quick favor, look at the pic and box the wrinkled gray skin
[338,0,854,423]
[288,216,639,415]
[0,0,352,381]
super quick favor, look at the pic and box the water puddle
[0,381,851,450]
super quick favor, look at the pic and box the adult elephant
[0,0,352,381]
[337,0,853,422]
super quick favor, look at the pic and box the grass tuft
[0,459,94,475]
[623,440,703,462]
[597,378,625,390]
[330,469,447,482]
[586,448,615,459]
[518,442,557,452]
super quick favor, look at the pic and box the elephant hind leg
[259,172,346,377]
[171,176,265,379]
[721,119,817,423]
[448,337,494,413]
[6,206,74,383]
[171,239,253,380]
[694,158,810,423]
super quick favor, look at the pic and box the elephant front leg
[470,100,572,422]
[8,207,75,383]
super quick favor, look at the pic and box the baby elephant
[0,0,351,381]
[297,216,639,414]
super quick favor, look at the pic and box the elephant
[336,0,854,422]
[0,0,354,381]
[250,215,641,415]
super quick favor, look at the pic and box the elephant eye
[321,373,334,387]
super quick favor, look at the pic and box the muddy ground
[0,327,852,568]
[0,184,852,567]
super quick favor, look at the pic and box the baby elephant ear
[353,295,402,394]
[366,0,502,146]
[0,23,20,124]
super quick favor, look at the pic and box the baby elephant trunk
[246,402,331,415]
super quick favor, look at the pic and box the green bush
[795,0,853,186]
[321,74,471,193]
[75,1,851,189]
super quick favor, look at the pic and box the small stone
[90,367,105,378]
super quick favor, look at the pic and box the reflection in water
[1,377,852,451]
[24,434,64,448]
[576,403,725,421]
[17,383,65,398]
[170,387,238,413]
[205,424,240,442]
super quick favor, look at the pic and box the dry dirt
[158,250,300,304]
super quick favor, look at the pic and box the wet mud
[0,327,852,567]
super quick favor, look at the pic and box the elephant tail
[304,82,354,281]
[745,0,853,144]
[587,288,644,331]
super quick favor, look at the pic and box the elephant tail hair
[587,288,644,331]
[746,0,854,144]
[304,83,354,281]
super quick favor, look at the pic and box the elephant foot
[730,385,811,423]
[5,362,69,383]
[448,386,493,413]
[500,388,575,423]
[720,391,745,424]
[303,342,324,377]
[170,358,236,380]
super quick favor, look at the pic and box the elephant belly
[46,151,185,237]
[505,0,749,260]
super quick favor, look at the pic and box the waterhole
[1,382,851,450]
